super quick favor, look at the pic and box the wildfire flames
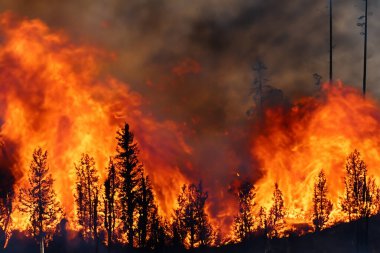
[0,12,190,231]
[253,83,380,228]
[1,11,380,243]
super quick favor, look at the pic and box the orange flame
[253,82,380,229]
[0,12,191,231]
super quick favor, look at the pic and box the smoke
[0,0,380,233]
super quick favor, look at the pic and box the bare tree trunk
[363,0,368,96]
[40,237,44,253]
[329,0,333,82]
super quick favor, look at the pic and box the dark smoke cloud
[0,0,379,229]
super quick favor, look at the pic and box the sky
[0,0,379,231]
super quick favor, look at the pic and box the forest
[0,122,379,253]
[0,0,378,252]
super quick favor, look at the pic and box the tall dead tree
[329,0,333,82]
[357,0,368,96]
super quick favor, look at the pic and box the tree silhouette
[233,181,256,242]
[312,170,332,232]
[258,206,268,238]
[18,148,62,253]
[0,188,13,248]
[136,173,157,248]
[103,158,118,252]
[74,153,100,251]
[146,207,167,250]
[116,123,142,247]
[341,150,372,221]
[268,183,285,238]
[173,182,213,248]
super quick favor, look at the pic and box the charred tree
[173,182,213,249]
[147,208,167,250]
[0,188,13,249]
[312,170,333,232]
[268,183,285,238]
[329,0,333,82]
[136,174,157,248]
[341,150,372,220]
[116,123,142,247]
[18,148,62,253]
[233,181,256,242]
[341,149,372,253]
[74,153,100,252]
[104,159,118,252]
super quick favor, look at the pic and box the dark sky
[0,0,379,230]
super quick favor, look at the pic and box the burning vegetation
[0,8,379,253]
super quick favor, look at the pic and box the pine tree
[172,182,213,248]
[136,174,157,248]
[268,183,285,238]
[258,206,268,237]
[19,148,62,252]
[0,188,13,248]
[104,158,118,251]
[195,182,213,247]
[341,149,372,221]
[116,123,142,247]
[233,181,256,242]
[147,208,167,250]
[74,153,100,246]
[312,170,332,232]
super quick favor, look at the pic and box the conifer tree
[104,158,118,251]
[341,149,372,221]
[19,148,62,253]
[116,123,142,247]
[233,181,256,242]
[173,182,213,248]
[74,153,100,245]
[268,183,284,238]
[312,170,332,231]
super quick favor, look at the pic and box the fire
[253,82,380,228]
[2,10,380,244]
[0,12,191,231]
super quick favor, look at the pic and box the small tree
[233,181,256,242]
[172,182,213,248]
[258,206,268,237]
[268,183,285,238]
[104,158,118,251]
[0,188,13,248]
[341,149,372,221]
[19,148,62,253]
[312,170,333,232]
[74,153,100,248]
[136,174,157,248]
